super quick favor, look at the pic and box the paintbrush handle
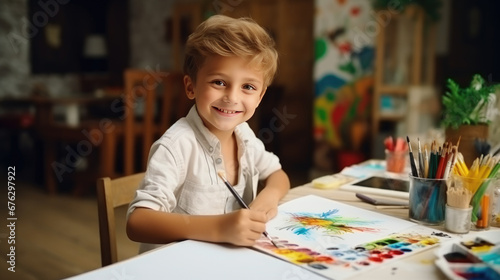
[222,181,249,209]
[409,152,419,177]
[418,152,425,178]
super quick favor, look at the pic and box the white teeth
[218,108,236,114]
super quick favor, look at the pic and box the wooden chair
[96,172,145,266]
[121,69,190,176]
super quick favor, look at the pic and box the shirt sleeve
[126,140,184,218]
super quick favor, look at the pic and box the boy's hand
[248,169,290,221]
[219,209,267,246]
[249,196,279,221]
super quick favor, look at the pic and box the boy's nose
[223,88,239,104]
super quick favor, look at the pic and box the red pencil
[435,142,448,179]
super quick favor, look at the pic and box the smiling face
[184,55,266,138]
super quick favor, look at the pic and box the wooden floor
[0,167,310,280]
[0,176,138,280]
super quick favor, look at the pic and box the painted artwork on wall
[255,195,454,279]
[314,0,375,170]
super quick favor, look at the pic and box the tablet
[340,175,410,199]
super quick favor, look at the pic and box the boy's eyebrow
[243,79,264,86]
[205,72,228,78]
[206,73,264,84]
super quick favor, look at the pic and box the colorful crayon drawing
[280,209,380,239]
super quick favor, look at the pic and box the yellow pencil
[457,153,469,175]
[469,158,480,178]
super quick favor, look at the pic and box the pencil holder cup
[449,175,499,231]
[445,205,472,234]
[408,175,447,225]
[385,149,408,173]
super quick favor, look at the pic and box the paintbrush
[217,170,279,248]
[418,138,424,177]
[406,136,419,177]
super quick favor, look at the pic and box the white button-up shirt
[128,106,282,252]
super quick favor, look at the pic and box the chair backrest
[96,172,145,266]
[123,69,187,175]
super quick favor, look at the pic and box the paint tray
[435,230,500,280]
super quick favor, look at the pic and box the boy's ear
[257,87,267,106]
[184,75,195,100]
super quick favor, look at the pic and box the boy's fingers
[266,208,278,220]
[249,211,268,222]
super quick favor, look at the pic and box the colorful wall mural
[314,0,375,170]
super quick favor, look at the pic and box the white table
[65,240,326,280]
[66,180,499,280]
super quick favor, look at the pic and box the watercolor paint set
[435,230,500,280]
[255,195,454,279]
[256,230,449,279]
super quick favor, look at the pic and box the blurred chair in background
[119,69,190,176]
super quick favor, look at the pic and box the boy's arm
[249,169,290,220]
[126,207,268,246]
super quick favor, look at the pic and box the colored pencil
[435,142,448,179]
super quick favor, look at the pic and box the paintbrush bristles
[217,170,228,182]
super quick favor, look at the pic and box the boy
[126,15,290,253]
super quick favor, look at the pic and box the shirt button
[216,158,222,164]
[209,146,214,152]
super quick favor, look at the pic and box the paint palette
[435,230,500,280]
[255,230,450,279]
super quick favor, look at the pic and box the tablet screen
[353,176,409,192]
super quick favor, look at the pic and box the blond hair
[183,15,278,87]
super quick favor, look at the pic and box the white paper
[254,195,455,279]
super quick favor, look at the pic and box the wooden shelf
[371,5,436,147]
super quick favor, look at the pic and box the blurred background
[0,0,499,279]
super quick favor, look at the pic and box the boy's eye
[211,80,225,86]
[243,84,256,91]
